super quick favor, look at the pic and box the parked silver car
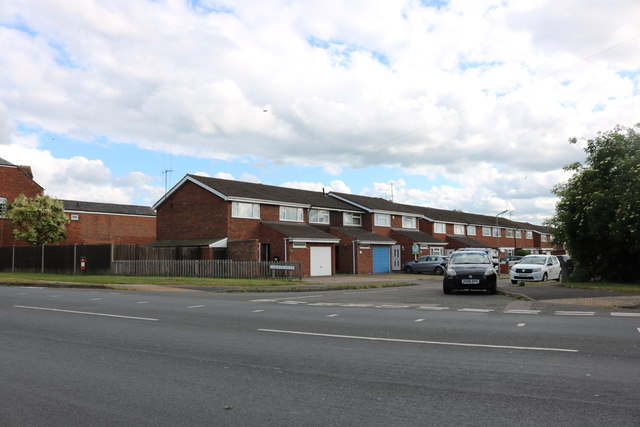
[403,255,448,275]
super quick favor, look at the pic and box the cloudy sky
[1,0,639,224]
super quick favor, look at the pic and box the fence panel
[111,259,302,280]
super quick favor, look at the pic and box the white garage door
[310,246,332,276]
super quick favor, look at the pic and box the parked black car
[443,250,497,294]
[403,255,448,275]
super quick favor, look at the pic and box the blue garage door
[372,246,390,273]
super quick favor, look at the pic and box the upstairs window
[280,206,303,222]
[467,225,476,236]
[482,226,492,236]
[0,197,7,218]
[343,212,362,226]
[453,224,465,235]
[232,202,260,219]
[515,230,522,239]
[493,227,500,237]
[375,213,391,227]
[309,209,330,224]
[402,216,417,229]
[434,222,446,234]
[541,234,547,242]
[526,231,533,239]
[506,229,514,238]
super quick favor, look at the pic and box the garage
[310,246,332,276]
[372,246,390,273]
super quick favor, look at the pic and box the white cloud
[1,0,638,223]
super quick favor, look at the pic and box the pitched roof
[329,192,422,215]
[330,227,396,244]
[159,175,363,212]
[0,157,16,167]
[63,200,156,217]
[391,228,446,245]
[446,235,492,248]
[261,221,340,242]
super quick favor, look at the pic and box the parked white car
[510,255,562,284]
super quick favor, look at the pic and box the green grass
[559,281,640,292]
[0,272,301,287]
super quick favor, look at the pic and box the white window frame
[541,234,547,242]
[232,201,260,219]
[493,227,500,237]
[515,230,522,239]
[374,213,391,227]
[419,243,429,249]
[467,225,476,236]
[402,216,417,229]
[434,222,446,234]
[526,231,533,239]
[279,206,304,222]
[309,209,330,224]
[431,247,443,255]
[359,243,370,249]
[453,224,465,235]
[506,229,514,238]
[0,197,7,218]
[292,242,307,249]
[482,226,492,236]
[343,212,362,226]
[70,214,80,221]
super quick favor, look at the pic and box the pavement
[2,273,640,309]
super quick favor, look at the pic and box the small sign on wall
[411,243,420,254]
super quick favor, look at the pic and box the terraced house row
[152,174,557,276]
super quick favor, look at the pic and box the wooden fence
[111,259,302,280]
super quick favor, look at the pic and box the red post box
[80,257,87,271]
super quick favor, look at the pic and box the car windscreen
[520,256,547,265]
[450,253,490,264]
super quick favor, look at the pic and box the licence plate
[461,279,480,284]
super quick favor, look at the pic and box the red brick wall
[227,239,258,261]
[389,231,430,265]
[156,181,228,240]
[0,165,45,246]
[59,213,156,245]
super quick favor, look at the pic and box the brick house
[1,156,156,246]
[60,200,156,245]
[0,157,44,246]
[153,175,384,276]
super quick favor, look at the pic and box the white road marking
[555,311,595,316]
[417,306,449,311]
[458,308,494,313]
[343,289,400,295]
[90,298,103,301]
[340,304,374,307]
[377,304,411,309]
[504,310,540,315]
[187,305,205,308]
[251,299,278,302]
[252,309,264,313]
[637,328,640,334]
[136,301,149,304]
[327,314,339,318]
[308,303,342,306]
[21,287,44,289]
[517,323,526,327]
[253,295,322,302]
[611,312,640,317]
[279,301,307,305]
[258,329,579,353]
[13,305,159,321]
[415,318,425,322]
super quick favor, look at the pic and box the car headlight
[484,267,495,276]
[446,268,456,277]
[532,268,542,272]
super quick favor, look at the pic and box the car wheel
[443,283,452,294]
[434,266,443,275]
[542,272,548,282]
[511,279,518,284]
[554,271,561,282]
[404,266,414,274]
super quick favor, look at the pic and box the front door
[391,245,401,271]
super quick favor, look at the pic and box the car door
[550,256,562,279]
[413,256,428,272]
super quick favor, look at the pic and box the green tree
[546,124,640,283]
[6,194,70,245]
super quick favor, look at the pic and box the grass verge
[0,272,300,287]
[559,281,640,292]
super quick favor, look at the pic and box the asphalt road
[1,285,639,426]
